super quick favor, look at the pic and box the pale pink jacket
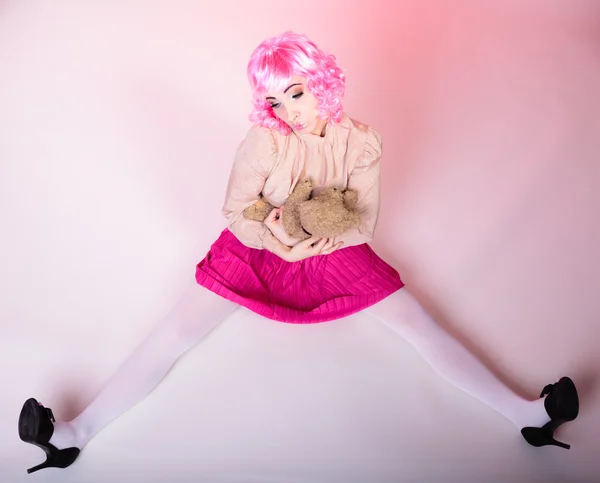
[222,113,382,252]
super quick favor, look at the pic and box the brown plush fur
[298,187,360,237]
[281,179,313,240]
[242,178,360,240]
[243,197,274,221]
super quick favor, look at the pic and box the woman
[18,31,579,474]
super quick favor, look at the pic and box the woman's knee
[159,285,237,348]
[367,288,428,334]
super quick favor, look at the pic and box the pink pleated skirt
[195,228,404,323]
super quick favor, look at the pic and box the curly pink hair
[247,31,346,135]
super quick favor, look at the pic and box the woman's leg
[365,288,549,429]
[48,282,238,450]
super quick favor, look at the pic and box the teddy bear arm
[343,190,359,210]
[243,197,274,221]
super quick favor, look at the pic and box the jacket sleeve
[333,127,382,247]
[221,126,280,251]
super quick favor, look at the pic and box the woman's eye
[292,92,304,99]
[270,103,281,109]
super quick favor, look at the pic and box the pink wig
[247,31,346,135]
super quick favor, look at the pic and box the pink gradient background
[1,1,599,482]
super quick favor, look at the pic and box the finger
[323,242,343,255]
[312,237,329,253]
[270,210,284,226]
[265,209,277,222]
[303,236,322,248]
[323,238,334,251]
[318,241,333,254]
[320,243,335,255]
[321,241,343,255]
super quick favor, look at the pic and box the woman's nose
[285,106,299,120]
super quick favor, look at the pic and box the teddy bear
[242,178,360,241]
[298,186,360,238]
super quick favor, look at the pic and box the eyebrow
[265,83,302,100]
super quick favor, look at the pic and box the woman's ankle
[49,420,90,449]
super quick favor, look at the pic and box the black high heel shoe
[521,376,579,450]
[18,397,80,473]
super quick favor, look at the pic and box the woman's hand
[264,206,303,247]
[279,236,344,263]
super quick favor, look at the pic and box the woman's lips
[293,122,306,130]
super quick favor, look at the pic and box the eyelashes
[269,91,304,109]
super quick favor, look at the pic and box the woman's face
[265,75,326,135]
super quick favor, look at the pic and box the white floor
[3,305,598,483]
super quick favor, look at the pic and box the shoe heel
[19,397,81,473]
[25,446,80,473]
[521,426,571,450]
[27,458,51,474]
[549,438,570,450]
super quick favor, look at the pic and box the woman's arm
[333,127,382,247]
[221,126,282,251]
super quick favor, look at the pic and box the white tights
[49,285,548,450]
[49,282,238,450]
[365,288,548,429]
